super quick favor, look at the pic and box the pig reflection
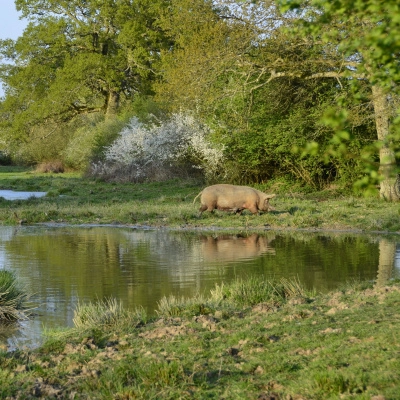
[199,234,275,263]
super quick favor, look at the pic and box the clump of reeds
[0,270,30,322]
[156,276,315,318]
[210,276,314,307]
[156,293,210,318]
[73,298,146,331]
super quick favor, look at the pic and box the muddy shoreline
[37,221,400,236]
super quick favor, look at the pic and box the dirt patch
[139,319,195,340]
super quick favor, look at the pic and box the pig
[193,184,276,216]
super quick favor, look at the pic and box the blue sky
[0,2,27,40]
[0,1,28,96]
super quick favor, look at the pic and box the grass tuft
[0,270,31,322]
[218,276,313,307]
[73,298,147,332]
[156,277,313,318]
[156,293,211,318]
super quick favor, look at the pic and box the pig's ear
[265,194,276,199]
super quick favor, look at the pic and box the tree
[0,0,171,142]
[158,0,399,195]
[212,0,400,198]
[279,0,400,200]
[156,0,249,118]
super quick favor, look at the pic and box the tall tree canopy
[0,0,170,138]
[280,0,400,199]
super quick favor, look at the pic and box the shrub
[0,151,12,166]
[9,122,71,166]
[89,113,225,183]
[35,160,65,173]
[63,114,130,170]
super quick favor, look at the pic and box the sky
[0,1,28,96]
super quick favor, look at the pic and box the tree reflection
[376,239,396,287]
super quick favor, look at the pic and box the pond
[0,225,399,350]
[0,190,47,200]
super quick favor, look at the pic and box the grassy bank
[0,167,399,232]
[0,277,399,399]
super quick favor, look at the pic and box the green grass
[0,167,399,232]
[0,277,399,398]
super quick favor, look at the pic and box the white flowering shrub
[90,113,225,182]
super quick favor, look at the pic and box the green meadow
[0,167,399,233]
[0,168,399,399]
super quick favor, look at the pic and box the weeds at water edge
[0,271,31,322]
[73,298,147,332]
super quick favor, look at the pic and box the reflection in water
[376,239,396,287]
[198,234,275,263]
[0,226,398,349]
[396,246,400,272]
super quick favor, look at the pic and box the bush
[0,151,12,166]
[88,113,225,182]
[10,122,70,166]
[35,160,65,173]
[63,114,130,170]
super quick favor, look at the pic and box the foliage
[0,0,172,155]
[7,120,72,166]
[89,112,225,182]
[280,0,400,88]
[154,0,382,189]
[155,0,249,116]
[63,114,132,170]
[0,0,398,193]
[280,0,400,195]
[220,77,377,187]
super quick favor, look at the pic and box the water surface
[0,190,47,200]
[0,226,398,349]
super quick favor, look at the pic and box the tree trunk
[105,89,120,119]
[371,84,400,201]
